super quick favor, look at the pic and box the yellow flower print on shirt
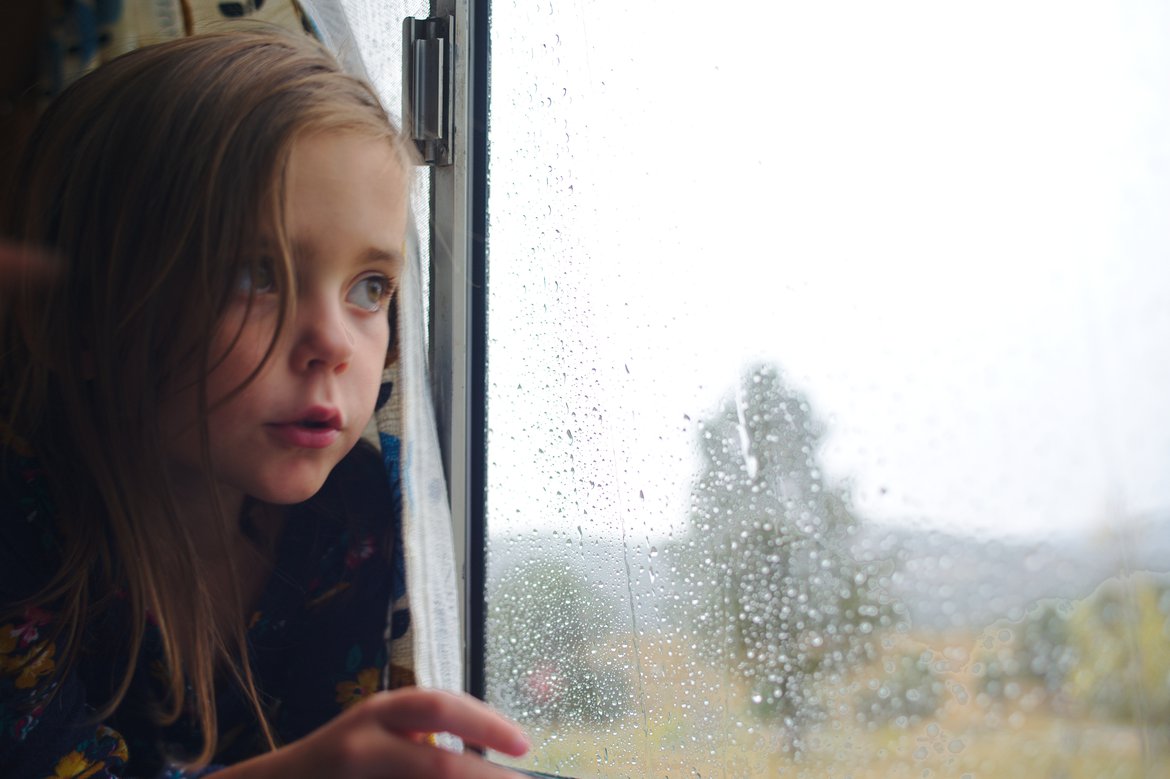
[51,750,104,778]
[0,640,56,689]
[49,727,128,777]
[96,725,130,763]
[335,667,380,708]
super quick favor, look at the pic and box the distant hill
[850,512,1170,632]
[485,511,1170,635]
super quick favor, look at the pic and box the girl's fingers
[361,689,530,758]
[350,726,529,779]
[221,690,531,779]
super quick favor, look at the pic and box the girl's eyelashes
[346,273,396,313]
[232,261,394,312]
[235,257,277,295]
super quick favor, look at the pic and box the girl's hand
[217,688,531,779]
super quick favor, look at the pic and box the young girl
[0,28,527,778]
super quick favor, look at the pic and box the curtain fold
[375,209,465,697]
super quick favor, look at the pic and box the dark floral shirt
[0,430,411,778]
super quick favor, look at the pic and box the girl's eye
[235,258,277,295]
[347,274,394,312]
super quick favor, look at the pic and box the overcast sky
[485,0,1170,545]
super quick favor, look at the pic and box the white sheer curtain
[304,0,461,696]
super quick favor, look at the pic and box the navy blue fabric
[0,439,410,778]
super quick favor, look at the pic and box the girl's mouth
[292,406,342,430]
[267,409,342,448]
[267,421,341,449]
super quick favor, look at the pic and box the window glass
[485,2,1170,776]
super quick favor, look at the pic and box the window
[470,2,1170,777]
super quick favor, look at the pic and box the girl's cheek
[356,315,391,348]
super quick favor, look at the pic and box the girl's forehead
[277,133,409,266]
[286,131,403,177]
[286,134,406,198]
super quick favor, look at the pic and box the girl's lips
[266,422,341,449]
[297,406,342,428]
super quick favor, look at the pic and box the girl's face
[160,131,408,510]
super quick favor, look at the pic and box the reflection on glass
[485,2,1170,777]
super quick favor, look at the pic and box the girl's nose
[291,298,353,373]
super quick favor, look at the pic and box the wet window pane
[484,2,1170,776]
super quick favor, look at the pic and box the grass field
[493,631,1169,778]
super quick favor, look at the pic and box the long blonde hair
[0,27,409,767]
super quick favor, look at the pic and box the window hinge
[403,15,454,167]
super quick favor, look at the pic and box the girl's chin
[249,448,358,505]
[254,478,329,506]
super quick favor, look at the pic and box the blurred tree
[974,599,1079,715]
[858,649,944,728]
[487,558,631,724]
[971,572,1170,752]
[1066,572,1170,726]
[669,363,891,755]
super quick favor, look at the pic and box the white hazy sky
[485,0,1170,543]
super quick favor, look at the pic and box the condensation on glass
[485,2,1170,777]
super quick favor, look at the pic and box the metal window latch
[403,15,454,167]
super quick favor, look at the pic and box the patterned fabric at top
[0,391,412,778]
[38,0,317,103]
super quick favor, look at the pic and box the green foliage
[858,650,944,727]
[974,599,1079,712]
[671,363,891,746]
[487,558,632,724]
[1066,572,1170,724]
[971,573,1170,734]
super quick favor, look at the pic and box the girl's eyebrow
[288,240,404,270]
[361,246,405,269]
